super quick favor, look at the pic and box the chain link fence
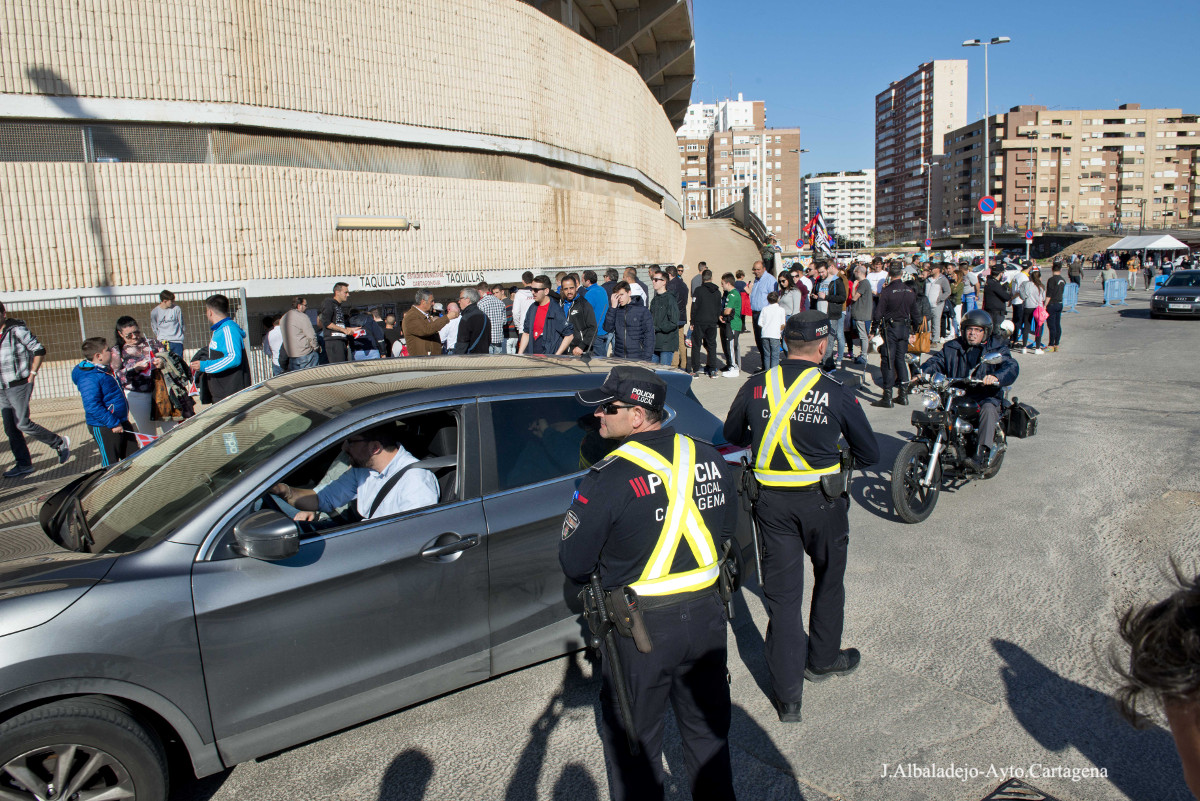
[3,288,256,400]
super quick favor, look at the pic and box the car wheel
[0,697,168,801]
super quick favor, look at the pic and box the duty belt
[753,366,840,488]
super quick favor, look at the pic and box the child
[758,291,786,371]
[71,337,138,467]
[719,273,743,377]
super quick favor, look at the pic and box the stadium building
[0,0,694,393]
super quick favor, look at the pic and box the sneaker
[771,695,803,723]
[706,370,719,378]
[720,368,741,378]
[1033,348,1044,355]
[57,436,71,465]
[804,648,861,682]
[3,464,34,479]
[854,356,867,365]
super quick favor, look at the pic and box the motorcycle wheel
[891,440,941,523]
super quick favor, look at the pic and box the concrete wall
[0,0,684,297]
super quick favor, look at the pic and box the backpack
[740,290,751,317]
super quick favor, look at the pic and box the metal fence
[3,288,253,400]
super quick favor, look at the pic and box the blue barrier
[1062,282,1080,313]
[1103,279,1128,307]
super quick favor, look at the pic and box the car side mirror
[233,510,300,561]
[981,351,1004,365]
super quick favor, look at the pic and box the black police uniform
[561,420,738,801]
[723,321,878,713]
[871,276,923,400]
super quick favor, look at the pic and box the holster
[603,587,654,654]
[819,450,854,502]
[717,540,741,619]
[739,466,760,511]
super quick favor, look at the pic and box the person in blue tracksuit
[189,294,251,403]
[604,282,654,362]
[72,337,137,467]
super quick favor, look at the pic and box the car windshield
[77,388,329,553]
[1163,273,1200,288]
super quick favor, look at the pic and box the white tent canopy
[1107,234,1189,251]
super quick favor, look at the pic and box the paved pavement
[4,278,1196,800]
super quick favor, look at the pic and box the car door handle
[420,534,480,559]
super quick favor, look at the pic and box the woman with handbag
[111,315,176,435]
[1018,269,1047,355]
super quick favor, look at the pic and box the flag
[810,209,835,257]
[132,431,158,448]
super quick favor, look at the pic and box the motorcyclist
[917,309,1019,473]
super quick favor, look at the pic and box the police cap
[576,365,666,410]
[887,262,904,277]
[783,310,830,342]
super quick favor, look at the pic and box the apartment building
[675,97,800,239]
[939,103,1200,232]
[707,128,803,242]
[800,170,876,245]
[875,60,967,241]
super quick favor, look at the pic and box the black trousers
[985,307,1006,339]
[755,489,850,705]
[690,324,718,374]
[599,592,734,801]
[751,310,764,366]
[878,323,910,391]
[324,337,349,363]
[720,324,740,370]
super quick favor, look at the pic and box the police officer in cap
[871,261,923,407]
[723,310,879,722]
[560,365,738,801]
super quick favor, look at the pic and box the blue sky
[691,0,1200,174]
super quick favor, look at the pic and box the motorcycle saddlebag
[1006,402,1039,439]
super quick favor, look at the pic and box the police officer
[723,311,879,722]
[560,365,738,801]
[870,261,923,407]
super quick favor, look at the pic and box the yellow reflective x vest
[611,434,721,596]
[753,366,841,488]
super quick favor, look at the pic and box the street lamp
[963,36,1010,266]
[789,148,810,254]
[921,161,933,245]
[1136,197,1146,235]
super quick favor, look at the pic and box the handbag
[1033,304,1049,326]
[908,320,931,354]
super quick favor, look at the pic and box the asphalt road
[53,281,1200,801]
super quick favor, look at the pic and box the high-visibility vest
[753,366,841,488]
[612,434,721,597]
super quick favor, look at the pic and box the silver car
[0,356,752,801]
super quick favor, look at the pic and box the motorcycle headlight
[921,391,941,411]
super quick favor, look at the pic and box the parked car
[1150,270,1200,318]
[1069,223,1090,232]
[0,356,752,800]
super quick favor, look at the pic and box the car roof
[256,355,693,415]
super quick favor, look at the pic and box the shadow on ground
[994,638,1190,800]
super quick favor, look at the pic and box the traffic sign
[1025,230,1034,241]
[924,238,932,250]
[796,238,803,249]
[978,196,996,214]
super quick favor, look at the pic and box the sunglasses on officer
[600,403,637,415]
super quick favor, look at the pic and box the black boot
[871,392,893,408]
[895,389,909,406]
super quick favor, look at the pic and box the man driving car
[918,309,1019,473]
[271,425,440,522]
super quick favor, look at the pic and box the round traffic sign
[1025,230,1034,240]
[796,238,803,249]
[978,196,996,214]
[924,238,932,247]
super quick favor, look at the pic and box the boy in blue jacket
[72,337,138,467]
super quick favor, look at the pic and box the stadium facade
[0,0,692,338]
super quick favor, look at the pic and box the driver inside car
[918,309,1019,474]
[271,425,440,523]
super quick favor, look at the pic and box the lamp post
[963,36,1010,266]
[1136,197,1146,235]
[789,148,810,255]
[921,161,933,244]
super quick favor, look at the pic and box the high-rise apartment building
[875,60,967,242]
[800,170,876,245]
[676,97,801,241]
[939,103,1200,232]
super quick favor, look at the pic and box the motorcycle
[889,352,1038,523]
